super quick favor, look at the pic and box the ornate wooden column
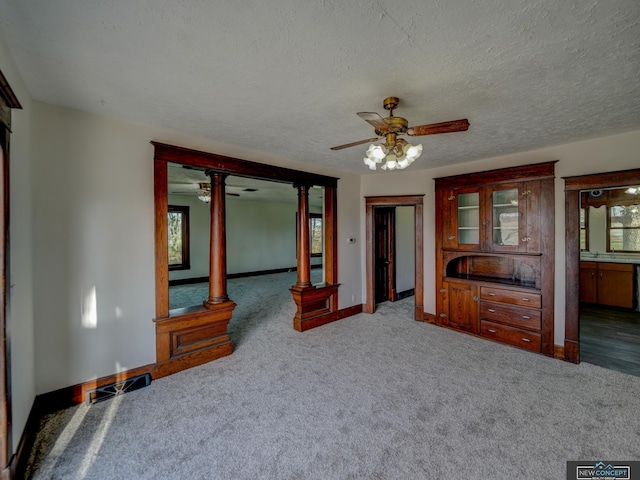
[290,183,339,331]
[204,171,230,307]
[294,183,312,288]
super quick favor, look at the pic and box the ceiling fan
[331,97,469,170]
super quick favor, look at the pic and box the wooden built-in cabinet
[435,161,556,356]
[442,180,544,253]
[579,261,634,309]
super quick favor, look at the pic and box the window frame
[167,204,191,271]
[607,204,640,253]
[309,213,323,257]
[579,207,589,252]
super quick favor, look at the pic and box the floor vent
[86,373,151,405]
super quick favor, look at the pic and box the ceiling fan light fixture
[365,140,422,171]
[397,157,410,169]
[404,143,423,160]
[363,157,378,170]
[198,182,212,203]
[365,144,386,162]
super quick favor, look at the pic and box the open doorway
[364,195,424,321]
[578,186,640,376]
[564,169,640,377]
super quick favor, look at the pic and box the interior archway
[563,168,640,363]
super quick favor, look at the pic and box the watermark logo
[567,461,638,480]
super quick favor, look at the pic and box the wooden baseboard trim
[421,312,436,324]
[563,339,579,363]
[295,304,363,332]
[396,288,415,301]
[36,363,157,415]
[554,345,565,360]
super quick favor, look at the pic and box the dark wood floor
[580,304,640,377]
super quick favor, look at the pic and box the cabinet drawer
[481,321,541,352]
[480,302,541,330]
[480,286,541,308]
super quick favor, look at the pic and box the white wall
[226,199,298,274]
[29,101,362,394]
[361,129,640,346]
[395,206,415,294]
[167,195,324,280]
[1,37,36,452]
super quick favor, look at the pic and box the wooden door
[374,207,395,304]
[444,280,479,333]
[579,262,597,303]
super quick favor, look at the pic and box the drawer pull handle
[488,308,496,313]
[488,293,496,296]
[522,315,531,320]
[521,297,530,302]
[448,235,455,240]
[488,328,497,333]
[439,313,447,318]
[521,338,532,343]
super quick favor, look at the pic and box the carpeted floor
[25,272,640,479]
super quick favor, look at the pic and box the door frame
[373,207,395,304]
[0,69,22,477]
[563,168,640,363]
[365,195,424,320]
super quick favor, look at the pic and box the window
[580,208,588,251]
[608,204,640,252]
[310,213,323,257]
[168,205,190,270]
[296,213,323,257]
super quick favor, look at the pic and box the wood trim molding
[152,141,338,188]
[35,364,157,413]
[421,312,436,324]
[554,344,565,360]
[154,159,169,319]
[364,195,424,320]
[434,161,557,189]
[154,302,235,378]
[293,303,362,332]
[563,167,640,363]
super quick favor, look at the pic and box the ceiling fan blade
[357,112,391,133]
[406,119,469,136]
[330,137,380,151]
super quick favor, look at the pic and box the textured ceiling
[1,0,639,174]
[167,163,324,206]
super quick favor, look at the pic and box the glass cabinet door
[458,192,480,245]
[490,186,521,249]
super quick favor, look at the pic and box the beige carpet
[25,272,640,479]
